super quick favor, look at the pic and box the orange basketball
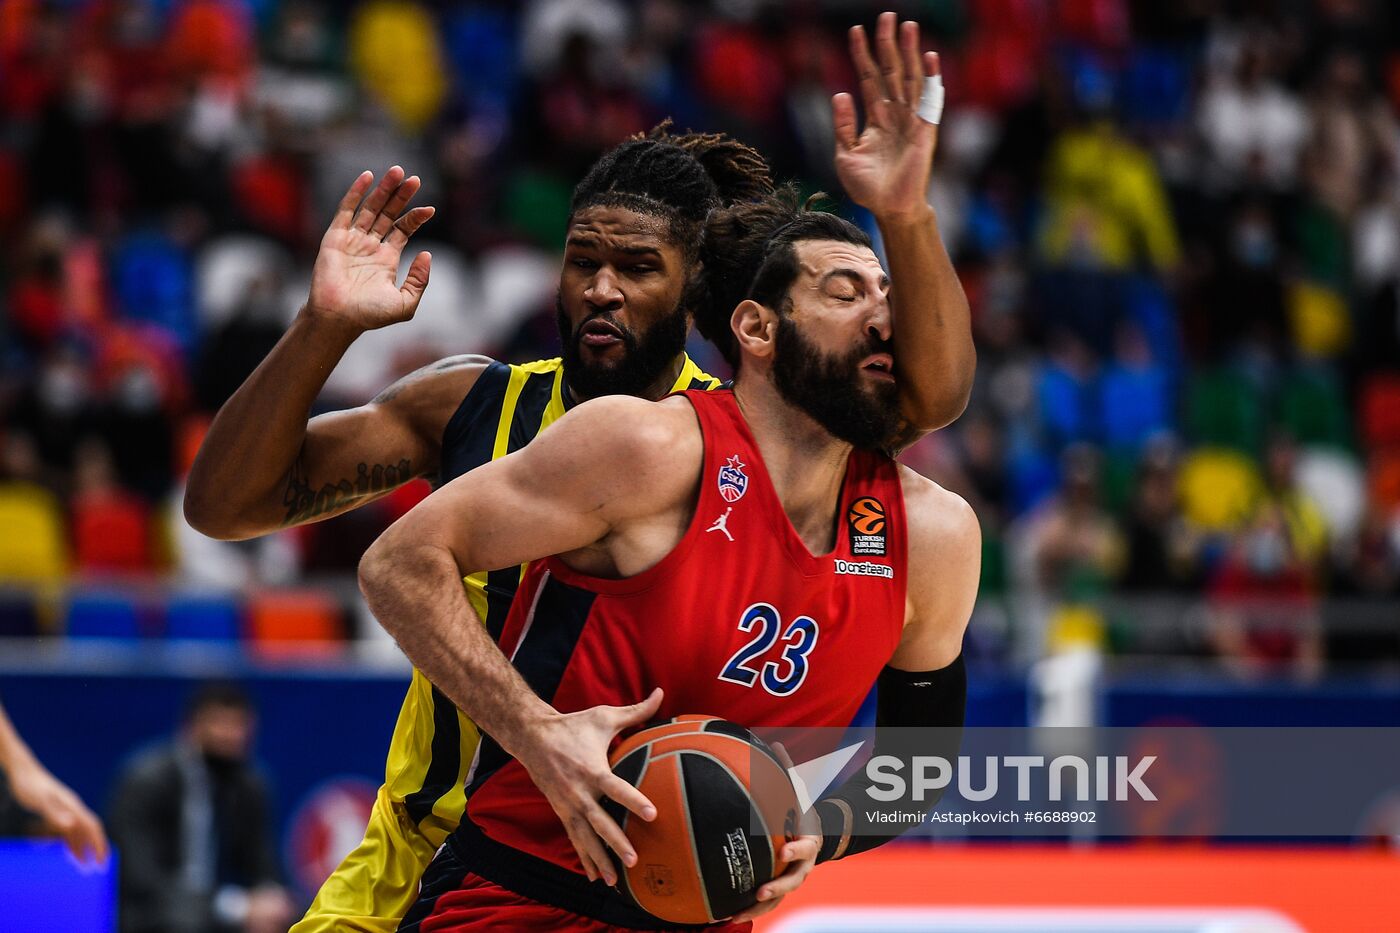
[604,716,801,924]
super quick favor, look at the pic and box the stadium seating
[64,591,142,640]
[1185,369,1266,455]
[71,492,154,573]
[1369,446,1400,512]
[1359,373,1400,448]
[165,593,242,642]
[247,589,345,657]
[0,485,67,585]
[0,590,40,638]
[1276,371,1352,450]
[1177,447,1264,531]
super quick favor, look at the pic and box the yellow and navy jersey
[382,355,722,844]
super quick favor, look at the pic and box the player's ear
[732,299,778,360]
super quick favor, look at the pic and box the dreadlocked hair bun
[656,121,775,206]
[568,121,774,261]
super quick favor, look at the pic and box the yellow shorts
[292,667,480,933]
[289,785,439,933]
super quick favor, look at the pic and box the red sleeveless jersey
[457,388,908,891]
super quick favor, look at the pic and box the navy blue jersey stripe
[439,360,512,482]
[404,685,466,826]
[396,834,475,931]
[408,359,513,827]
[479,368,557,640]
[466,572,598,796]
[508,369,556,453]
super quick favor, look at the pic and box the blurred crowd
[0,0,1398,674]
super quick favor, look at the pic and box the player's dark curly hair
[697,188,873,366]
[568,121,775,266]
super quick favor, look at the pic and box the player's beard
[557,293,690,400]
[771,314,901,451]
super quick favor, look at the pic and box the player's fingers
[874,11,904,103]
[565,815,605,883]
[900,20,923,106]
[831,93,858,151]
[917,51,945,133]
[352,165,404,232]
[758,874,804,902]
[69,809,108,865]
[756,855,816,901]
[369,174,422,239]
[385,205,435,251]
[584,800,637,868]
[398,252,432,311]
[84,813,110,865]
[731,893,785,923]
[599,773,656,822]
[780,836,821,865]
[50,808,85,861]
[563,818,601,882]
[770,740,796,771]
[610,687,663,731]
[332,171,373,229]
[849,25,883,116]
[574,813,620,884]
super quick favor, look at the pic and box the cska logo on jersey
[718,454,749,503]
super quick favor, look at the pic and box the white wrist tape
[917,74,945,125]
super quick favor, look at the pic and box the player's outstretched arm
[358,395,703,886]
[834,12,974,447]
[0,701,108,865]
[185,168,453,541]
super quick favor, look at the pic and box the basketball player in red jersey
[190,13,970,932]
[358,21,978,930]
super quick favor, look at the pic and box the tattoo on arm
[281,447,414,525]
[371,380,409,404]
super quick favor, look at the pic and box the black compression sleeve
[814,654,967,863]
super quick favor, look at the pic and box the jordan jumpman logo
[706,507,734,542]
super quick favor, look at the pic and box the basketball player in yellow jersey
[186,15,969,929]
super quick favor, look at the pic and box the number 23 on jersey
[718,602,820,697]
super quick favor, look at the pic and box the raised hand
[306,167,436,334]
[515,688,663,886]
[832,12,942,221]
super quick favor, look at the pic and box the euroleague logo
[283,777,378,897]
[718,454,749,503]
[847,496,887,556]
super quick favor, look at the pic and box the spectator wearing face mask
[1208,502,1323,681]
[108,683,294,933]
